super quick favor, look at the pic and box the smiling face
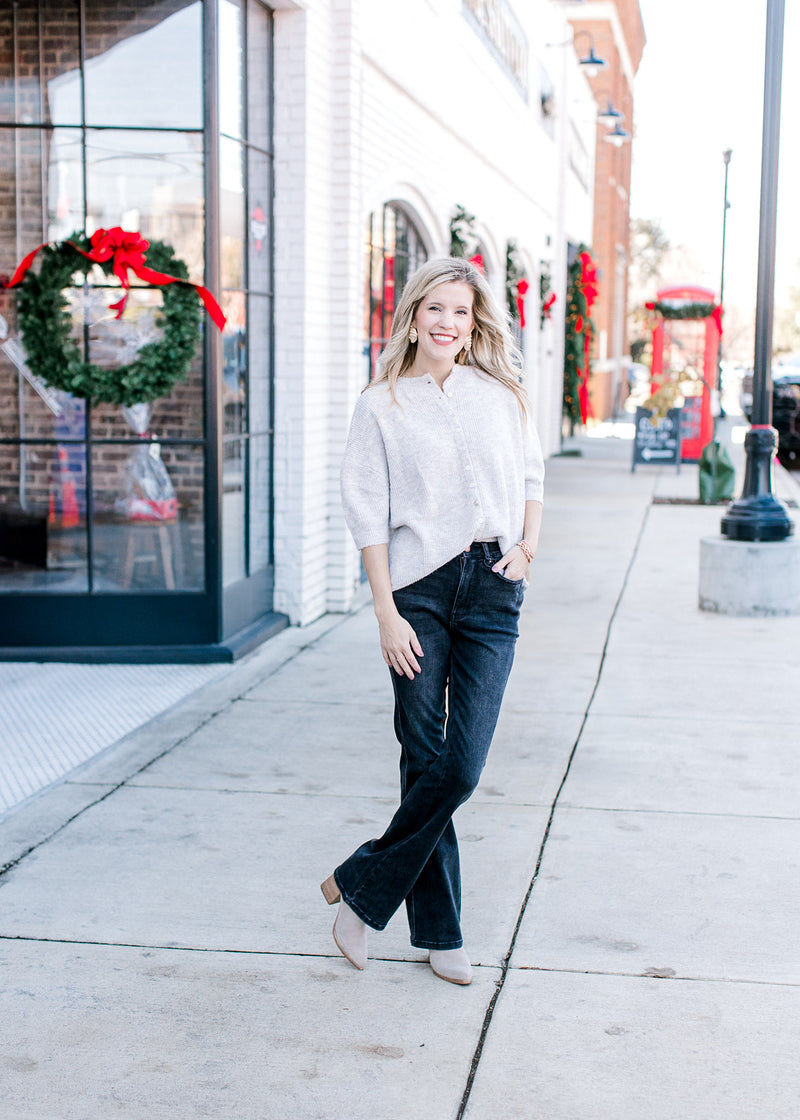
[412,281,475,370]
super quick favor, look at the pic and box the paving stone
[0,786,549,966]
[561,712,800,817]
[511,806,800,984]
[0,940,498,1120]
[464,970,800,1120]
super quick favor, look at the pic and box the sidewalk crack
[455,501,652,1119]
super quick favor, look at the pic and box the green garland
[539,260,552,328]
[563,246,593,425]
[646,300,716,321]
[505,240,525,321]
[449,205,477,259]
[14,232,202,407]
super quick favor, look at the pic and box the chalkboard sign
[632,407,682,471]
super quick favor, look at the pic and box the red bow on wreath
[3,226,226,331]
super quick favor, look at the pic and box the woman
[321,257,544,985]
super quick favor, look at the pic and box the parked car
[772,356,800,464]
[738,355,800,465]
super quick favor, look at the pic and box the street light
[576,41,607,78]
[547,29,608,76]
[604,123,631,147]
[716,148,732,415]
[721,0,793,541]
[596,97,624,129]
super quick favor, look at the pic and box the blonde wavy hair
[372,257,529,415]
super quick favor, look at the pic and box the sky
[630,0,800,317]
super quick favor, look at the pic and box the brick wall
[569,0,645,419]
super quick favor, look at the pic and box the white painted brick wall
[271,0,595,625]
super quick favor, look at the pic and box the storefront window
[0,1,205,597]
[364,204,428,381]
[220,0,274,587]
[0,0,275,654]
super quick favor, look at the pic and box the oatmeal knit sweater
[340,365,545,590]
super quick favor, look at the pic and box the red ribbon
[515,278,529,328]
[579,250,599,312]
[469,253,485,274]
[3,227,226,331]
[542,292,556,319]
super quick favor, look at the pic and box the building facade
[0,0,600,657]
[568,0,646,420]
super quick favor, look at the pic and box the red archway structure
[648,285,721,461]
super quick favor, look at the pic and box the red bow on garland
[3,226,226,331]
[469,253,485,274]
[515,278,529,328]
[578,250,599,311]
[542,292,556,319]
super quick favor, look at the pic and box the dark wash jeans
[333,541,523,950]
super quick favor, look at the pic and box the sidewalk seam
[454,502,653,1120]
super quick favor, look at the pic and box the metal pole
[716,149,731,412]
[721,0,794,541]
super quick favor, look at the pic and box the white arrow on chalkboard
[641,447,675,461]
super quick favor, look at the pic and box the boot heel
[320,874,341,905]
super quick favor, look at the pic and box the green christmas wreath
[14,233,202,407]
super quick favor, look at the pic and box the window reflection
[0,127,85,278]
[0,0,81,126]
[248,295,271,435]
[249,433,270,574]
[0,0,274,614]
[220,0,245,139]
[84,1,202,129]
[222,438,246,586]
[91,442,205,591]
[247,0,273,152]
[220,136,245,290]
[0,442,88,592]
[85,130,205,282]
[222,292,247,435]
[248,148,272,294]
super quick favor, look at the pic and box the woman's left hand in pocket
[491,546,530,582]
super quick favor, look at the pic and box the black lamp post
[721,0,794,541]
[716,148,732,416]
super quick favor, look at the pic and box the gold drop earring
[409,326,418,343]
[463,334,472,352]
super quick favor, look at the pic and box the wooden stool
[120,520,176,589]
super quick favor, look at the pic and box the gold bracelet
[516,539,535,563]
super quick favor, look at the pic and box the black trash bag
[699,440,736,504]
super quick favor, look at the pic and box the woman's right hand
[378,609,424,679]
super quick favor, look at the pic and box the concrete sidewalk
[1,434,799,1120]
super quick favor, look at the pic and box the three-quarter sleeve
[523,413,545,503]
[340,396,391,550]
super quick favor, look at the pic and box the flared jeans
[333,541,523,950]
